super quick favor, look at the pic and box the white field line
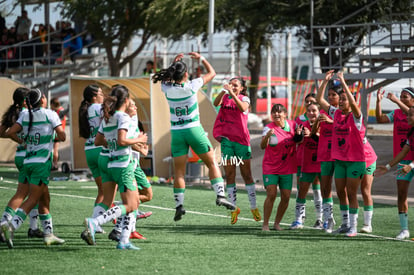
[0,185,412,243]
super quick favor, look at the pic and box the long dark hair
[1,87,29,128]
[102,85,129,123]
[79,84,100,138]
[25,88,43,139]
[152,61,187,84]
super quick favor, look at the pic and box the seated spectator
[63,28,82,61]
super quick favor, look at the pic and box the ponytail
[25,88,43,140]
[152,61,187,84]
[79,84,100,138]
[1,87,29,128]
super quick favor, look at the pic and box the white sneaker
[44,234,65,246]
[360,225,372,233]
[289,221,304,230]
[346,228,357,237]
[396,230,410,240]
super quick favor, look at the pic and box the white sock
[341,210,349,226]
[245,183,257,209]
[92,204,106,218]
[29,208,39,230]
[295,202,306,223]
[312,188,322,220]
[130,210,137,233]
[211,178,226,197]
[119,212,135,244]
[95,205,123,226]
[114,216,123,233]
[364,210,373,226]
[1,211,13,224]
[40,213,53,235]
[10,208,27,231]
[227,184,237,206]
[349,213,358,232]
[174,192,184,208]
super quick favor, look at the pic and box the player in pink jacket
[261,104,304,231]
[213,77,261,225]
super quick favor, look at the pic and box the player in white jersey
[0,87,44,242]
[82,85,147,250]
[78,84,106,233]
[1,89,66,248]
[152,52,235,222]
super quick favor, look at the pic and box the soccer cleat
[346,229,358,237]
[360,225,372,233]
[82,218,97,245]
[174,205,186,222]
[216,196,236,211]
[130,231,146,240]
[324,218,336,234]
[137,210,153,220]
[313,219,323,229]
[116,242,140,250]
[28,228,44,238]
[108,229,121,242]
[251,208,261,222]
[289,221,304,230]
[396,230,410,240]
[231,207,241,225]
[333,224,350,234]
[1,222,13,249]
[44,234,65,246]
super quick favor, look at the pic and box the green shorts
[220,138,251,160]
[334,160,365,179]
[263,174,293,190]
[321,161,335,177]
[364,162,376,176]
[15,156,28,183]
[134,164,151,190]
[299,172,321,183]
[98,153,111,184]
[108,162,137,193]
[85,147,102,178]
[24,160,52,185]
[396,160,414,181]
[171,126,212,157]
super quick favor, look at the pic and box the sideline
[0,185,412,243]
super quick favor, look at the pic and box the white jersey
[161,77,204,130]
[98,111,132,168]
[85,103,102,151]
[127,114,140,161]
[15,108,28,157]
[17,108,61,164]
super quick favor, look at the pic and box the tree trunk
[246,42,262,114]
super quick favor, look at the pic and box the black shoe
[174,205,186,221]
[28,228,44,238]
[108,229,121,242]
[216,196,236,211]
[80,229,95,245]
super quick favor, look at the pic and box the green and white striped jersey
[161,77,204,130]
[85,103,102,150]
[15,108,28,157]
[127,114,140,161]
[17,108,61,164]
[98,111,132,168]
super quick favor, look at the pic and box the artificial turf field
[0,166,413,274]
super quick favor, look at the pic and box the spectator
[14,10,32,37]
[142,60,154,75]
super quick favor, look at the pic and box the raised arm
[189,52,216,85]
[376,88,391,123]
[316,70,334,112]
[337,72,361,118]
[387,93,410,114]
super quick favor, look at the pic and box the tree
[284,0,413,71]
[61,0,155,76]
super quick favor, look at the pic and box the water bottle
[52,176,68,181]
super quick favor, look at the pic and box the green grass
[0,165,413,274]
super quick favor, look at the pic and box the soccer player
[1,88,66,248]
[0,87,44,240]
[317,70,366,237]
[82,85,147,250]
[261,104,303,231]
[213,77,261,224]
[152,52,236,222]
